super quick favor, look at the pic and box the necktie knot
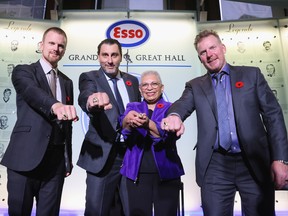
[111,77,118,83]
[213,71,225,83]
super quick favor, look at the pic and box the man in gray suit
[77,38,141,216]
[161,30,288,216]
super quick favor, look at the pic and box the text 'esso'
[106,20,150,48]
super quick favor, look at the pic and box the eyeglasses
[140,82,161,89]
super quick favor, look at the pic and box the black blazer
[168,64,288,186]
[77,68,141,174]
[1,61,74,173]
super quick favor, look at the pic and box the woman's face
[139,73,163,104]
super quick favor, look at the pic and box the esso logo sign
[106,20,150,48]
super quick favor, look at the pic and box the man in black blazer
[161,30,288,216]
[77,38,141,216]
[1,27,78,216]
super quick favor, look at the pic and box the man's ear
[198,55,202,63]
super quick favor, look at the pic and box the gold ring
[138,113,144,118]
[93,97,98,103]
[164,122,168,126]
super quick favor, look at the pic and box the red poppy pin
[66,96,71,102]
[235,81,244,88]
[157,103,164,108]
[125,80,132,86]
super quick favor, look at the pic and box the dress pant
[7,145,65,216]
[123,173,181,216]
[84,144,126,216]
[201,151,275,216]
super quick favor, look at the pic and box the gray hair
[140,70,162,84]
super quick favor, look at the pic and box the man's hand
[161,115,185,137]
[271,160,288,189]
[52,102,78,122]
[88,92,112,111]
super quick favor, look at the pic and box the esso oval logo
[106,20,150,48]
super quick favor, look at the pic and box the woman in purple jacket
[119,70,184,216]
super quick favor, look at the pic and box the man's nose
[107,56,113,63]
[206,49,213,57]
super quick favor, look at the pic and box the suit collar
[34,61,51,92]
[35,60,68,102]
[96,68,138,103]
[200,73,218,121]
[228,65,243,122]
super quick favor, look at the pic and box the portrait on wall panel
[2,88,12,103]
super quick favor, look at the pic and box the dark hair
[4,88,11,94]
[42,27,67,42]
[194,29,221,50]
[97,38,122,56]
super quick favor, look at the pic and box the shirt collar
[101,68,121,81]
[222,63,230,74]
[40,58,58,75]
[209,63,230,78]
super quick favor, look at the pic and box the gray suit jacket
[77,68,141,174]
[168,64,288,186]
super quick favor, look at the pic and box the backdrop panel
[59,10,202,213]
[1,12,288,215]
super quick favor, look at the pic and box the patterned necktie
[49,69,57,98]
[214,72,232,151]
[111,78,125,114]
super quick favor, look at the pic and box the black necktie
[214,72,232,151]
[111,78,125,114]
[49,69,57,98]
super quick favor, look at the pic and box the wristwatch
[277,160,288,165]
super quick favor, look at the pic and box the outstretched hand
[161,115,185,137]
[88,92,113,111]
[52,102,78,122]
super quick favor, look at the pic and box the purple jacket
[119,97,184,181]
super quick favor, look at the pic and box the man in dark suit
[161,29,288,216]
[77,38,141,216]
[1,27,78,216]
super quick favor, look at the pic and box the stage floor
[1,209,288,215]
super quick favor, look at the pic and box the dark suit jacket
[77,68,141,174]
[168,64,288,186]
[1,61,73,173]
